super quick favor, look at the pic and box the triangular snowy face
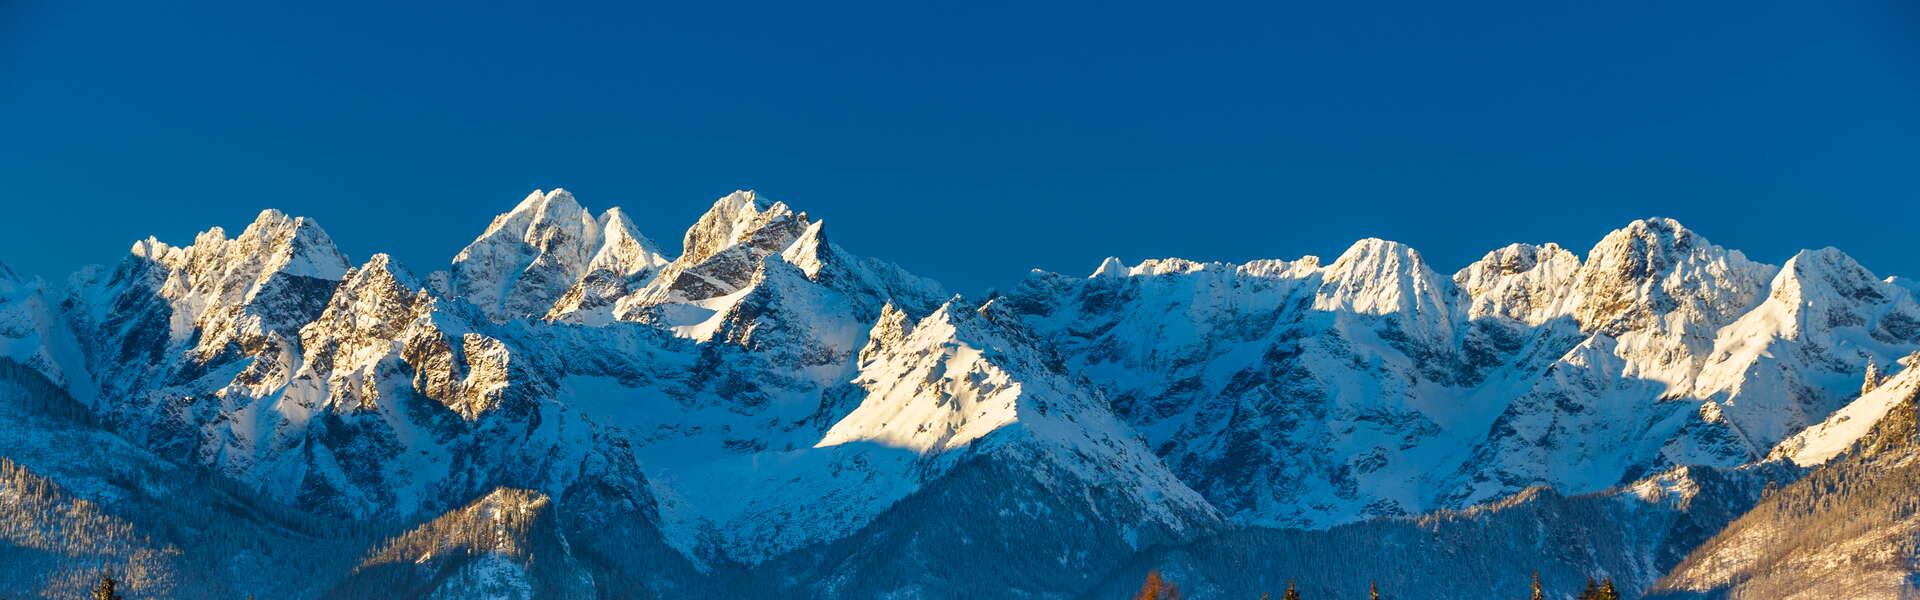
[819,302,1024,454]
[677,190,805,265]
[449,189,598,321]
[450,189,669,322]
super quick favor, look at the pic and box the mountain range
[3,188,1916,599]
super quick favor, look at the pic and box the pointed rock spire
[1864,359,1887,396]
[858,301,911,366]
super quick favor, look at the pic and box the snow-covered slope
[0,263,96,404]
[822,298,1215,527]
[1768,353,1920,467]
[1007,240,1496,527]
[1654,376,1920,599]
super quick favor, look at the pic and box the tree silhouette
[1574,577,1622,600]
[1134,570,1184,600]
[92,575,124,600]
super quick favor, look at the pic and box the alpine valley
[3,188,1918,599]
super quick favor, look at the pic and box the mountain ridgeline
[1,188,1916,598]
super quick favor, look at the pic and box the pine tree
[1369,581,1381,600]
[1576,577,1598,600]
[92,575,123,600]
[1134,570,1184,600]
[1282,580,1301,600]
[1531,571,1544,600]
[1597,578,1620,600]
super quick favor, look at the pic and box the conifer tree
[1597,578,1619,600]
[1134,570,1184,600]
[1531,571,1544,600]
[92,575,123,600]
[1282,580,1300,600]
[1370,581,1381,600]
[1577,577,1598,600]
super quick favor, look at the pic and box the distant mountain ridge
[2,188,1917,598]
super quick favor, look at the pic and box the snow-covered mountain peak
[475,188,589,240]
[1312,237,1459,350]
[342,252,417,290]
[584,206,669,275]
[820,298,1047,454]
[1454,242,1581,325]
[1091,256,1129,278]
[449,188,678,323]
[1770,247,1897,307]
[1684,245,1920,447]
[817,294,1217,529]
[680,190,806,266]
[111,208,352,356]
[131,208,352,283]
[1315,237,1451,316]
[249,209,352,280]
[449,188,604,321]
[1064,254,1325,282]
[1573,217,1774,336]
[612,191,816,311]
[538,206,672,325]
[858,301,911,363]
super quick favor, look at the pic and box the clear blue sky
[4,1,1916,293]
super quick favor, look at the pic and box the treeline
[355,488,552,570]
[0,458,179,598]
[1654,390,1920,597]
[1134,570,1621,599]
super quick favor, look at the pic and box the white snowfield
[3,188,1917,585]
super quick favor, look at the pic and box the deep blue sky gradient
[4,1,1917,293]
